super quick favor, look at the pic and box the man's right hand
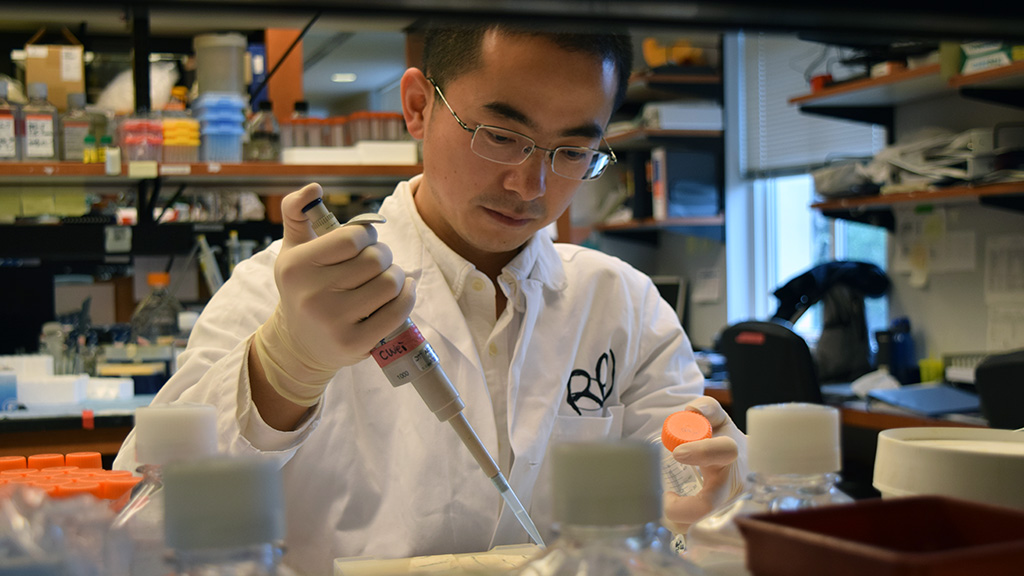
[251,183,416,415]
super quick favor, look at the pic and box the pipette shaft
[301,198,545,547]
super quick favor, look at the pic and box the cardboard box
[960,41,1024,75]
[24,27,85,112]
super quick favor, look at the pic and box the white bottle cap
[552,441,661,526]
[746,403,841,475]
[134,403,218,466]
[163,455,284,550]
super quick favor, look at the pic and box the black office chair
[974,349,1024,430]
[717,320,823,433]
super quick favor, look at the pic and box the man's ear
[401,68,432,140]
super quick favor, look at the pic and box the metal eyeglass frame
[428,77,617,181]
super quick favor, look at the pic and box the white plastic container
[193,33,247,96]
[874,427,1024,510]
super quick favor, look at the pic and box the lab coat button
[488,342,498,356]
[472,278,486,291]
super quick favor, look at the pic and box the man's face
[415,31,618,269]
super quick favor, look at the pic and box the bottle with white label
[60,92,91,161]
[23,82,58,160]
[0,80,20,162]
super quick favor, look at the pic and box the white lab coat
[114,177,705,576]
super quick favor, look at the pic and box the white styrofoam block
[641,101,723,131]
[356,141,419,166]
[281,146,361,165]
[87,377,135,401]
[16,374,88,406]
[0,354,54,378]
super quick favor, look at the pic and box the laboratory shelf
[789,61,1024,128]
[605,128,723,151]
[593,214,725,243]
[0,220,283,260]
[811,182,1024,230]
[0,161,423,187]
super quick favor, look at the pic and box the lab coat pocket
[550,404,625,442]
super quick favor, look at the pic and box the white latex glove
[663,395,749,534]
[252,183,416,406]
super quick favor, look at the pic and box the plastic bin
[734,496,1024,576]
[194,33,247,96]
[202,124,244,162]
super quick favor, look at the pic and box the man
[115,22,746,576]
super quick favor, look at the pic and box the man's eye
[485,130,516,145]
[560,149,589,162]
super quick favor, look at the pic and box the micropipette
[302,198,546,548]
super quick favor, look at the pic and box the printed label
[0,116,15,158]
[25,115,55,158]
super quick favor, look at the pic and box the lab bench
[0,395,153,462]
[703,382,985,498]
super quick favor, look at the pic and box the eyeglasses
[428,78,616,181]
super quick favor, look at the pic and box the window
[727,31,889,346]
[766,174,888,346]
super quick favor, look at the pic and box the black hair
[422,21,633,113]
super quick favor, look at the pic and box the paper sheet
[988,305,1024,351]
[984,234,1024,304]
[692,268,721,304]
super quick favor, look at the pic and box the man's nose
[505,151,549,201]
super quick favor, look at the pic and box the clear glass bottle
[163,455,290,576]
[244,100,281,161]
[22,82,58,160]
[130,272,183,346]
[684,403,852,576]
[0,79,21,162]
[515,441,704,576]
[106,404,219,576]
[60,92,91,161]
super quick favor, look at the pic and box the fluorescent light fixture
[331,73,358,83]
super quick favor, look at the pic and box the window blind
[741,32,886,176]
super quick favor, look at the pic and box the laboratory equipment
[647,409,709,553]
[107,403,219,576]
[685,403,852,575]
[301,197,546,548]
[1,80,22,162]
[515,441,704,576]
[244,100,281,161]
[163,455,291,576]
[130,272,184,346]
[23,82,58,160]
[873,426,1024,509]
[60,92,90,161]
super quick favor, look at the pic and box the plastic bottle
[105,135,122,175]
[60,92,91,161]
[684,403,852,575]
[22,82,58,160]
[130,272,184,346]
[243,100,281,161]
[106,404,219,576]
[225,230,242,275]
[0,79,21,162]
[647,410,710,553]
[163,455,290,576]
[515,441,704,576]
[889,316,917,385]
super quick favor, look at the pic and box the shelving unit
[811,182,1024,231]
[0,162,422,258]
[789,61,1024,131]
[0,162,422,187]
[791,61,1024,229]
[564,63,726,244]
